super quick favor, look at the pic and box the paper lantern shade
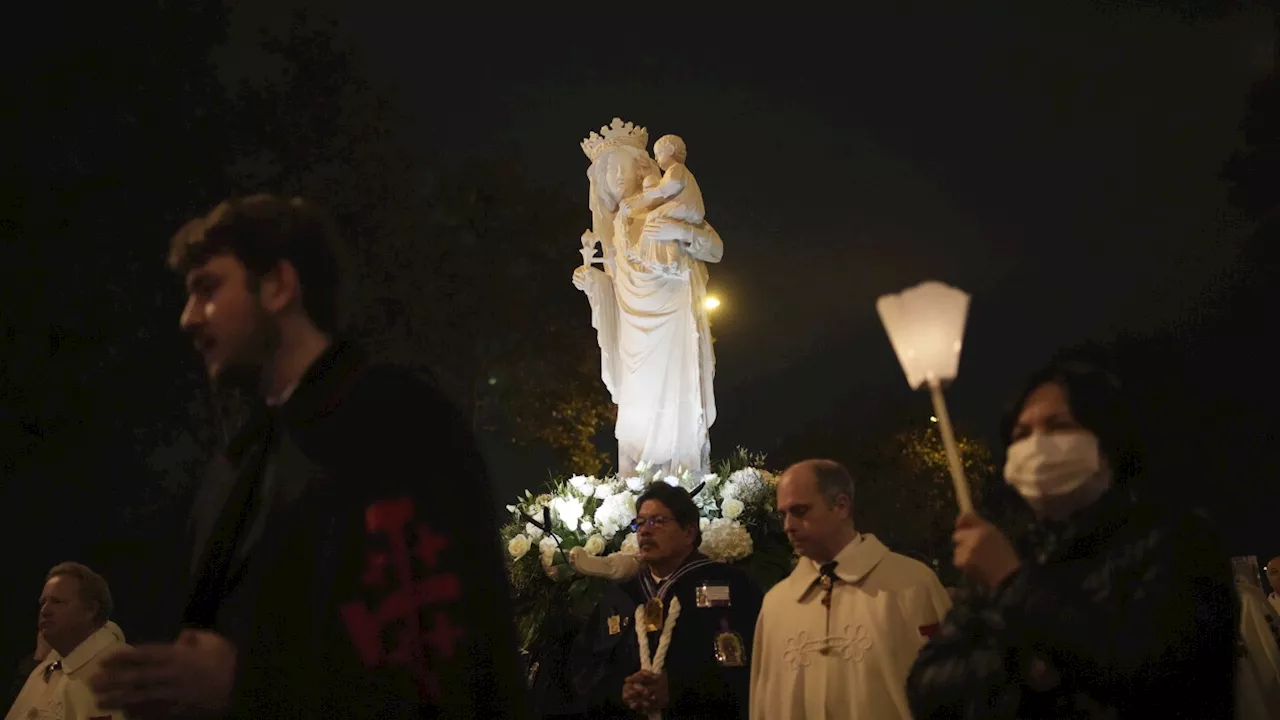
[876,281,971,390]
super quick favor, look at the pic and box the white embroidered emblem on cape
[782,624,873,670]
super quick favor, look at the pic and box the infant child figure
[621,135,706,273]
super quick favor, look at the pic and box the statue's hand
[618,198,634,218]
[572,266,590,292]
[642,216,691,245]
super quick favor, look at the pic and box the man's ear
[836,493,853,520]
[259,260,301,314]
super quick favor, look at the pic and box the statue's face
[606,156,639,202]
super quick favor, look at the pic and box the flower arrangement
[501,449,796,651]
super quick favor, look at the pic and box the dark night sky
[240,4,1276,447]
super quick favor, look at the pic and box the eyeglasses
[630,516,674,532]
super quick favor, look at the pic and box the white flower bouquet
[500,449,795,650]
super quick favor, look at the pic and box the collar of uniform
[638,551,713,600]
[53,622,125,675]
[790,533,889,601]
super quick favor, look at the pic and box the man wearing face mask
[906,358,1237,719]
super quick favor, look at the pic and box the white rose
[524,522,544,540]
[663,475,680,487]
[594,484,616,500]
[507,534,531,560]
[568,475,597,493]
[620,532,640,555]
[720,482,739,500]
[580,519,594,534]
[584,534,606,556]
[625,476,647,492]
[721,498,745,520]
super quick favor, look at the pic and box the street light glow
[704,296,722,311]
[930,415,938,423]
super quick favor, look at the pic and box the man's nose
[179,296,202,331]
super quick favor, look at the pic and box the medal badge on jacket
[643,596,666,632]
[714,618,745,668]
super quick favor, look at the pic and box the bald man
[750,460,951,720]
[1266,557,1280,616]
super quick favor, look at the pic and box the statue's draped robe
[750,535,951,720]
[582,169,721,474]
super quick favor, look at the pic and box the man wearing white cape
[1266,557,1280,617]
[751,460,952,720]
[1232,556,1280,718]
[572,118,722,476]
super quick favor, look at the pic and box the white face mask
[1003,431,1112,506]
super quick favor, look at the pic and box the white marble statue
[572,118,723,476]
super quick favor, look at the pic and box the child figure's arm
[625,165,688,216]
[643,164,689,203]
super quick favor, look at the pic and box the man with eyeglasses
[571,482,763,719]
[750,459,951,720]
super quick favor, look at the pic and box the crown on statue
[581,118,649,162]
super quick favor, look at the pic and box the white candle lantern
[876,281,974,514]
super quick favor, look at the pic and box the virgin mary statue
[571,119,723,476]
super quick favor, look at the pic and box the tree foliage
[220,8,614,474]
[852,424,1024,584]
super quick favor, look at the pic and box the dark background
[2,1,1276,663]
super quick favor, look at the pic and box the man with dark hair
[572,482,763,719]
[89,195,526,718]
[7,563,129,720]
[751,459,951,720]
